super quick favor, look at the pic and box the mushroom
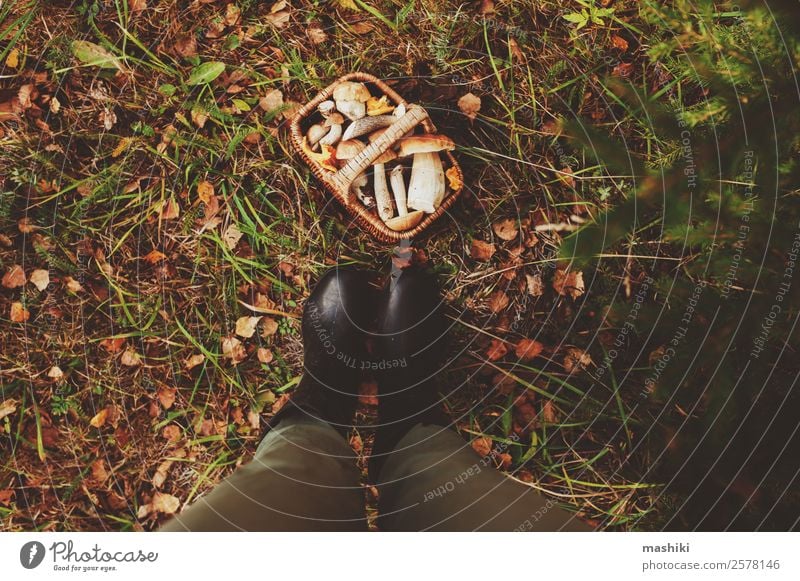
[373,162,394,222]
[397,134,456,158]
[406,152,445,214]
[307,123,327,150]
[350,173,373,207]
[389,164,408,216]
[319,112,344,147]
[385,210,425,232]
[318,100,336,117]
[335,139,366,163]
[333,81,371,121]
[342,115,397,141]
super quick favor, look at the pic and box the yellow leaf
[5,48,19,69]
[235,315,262,338]
[333,0,359,10]
[90,408,109,428]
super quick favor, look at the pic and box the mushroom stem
[319,123,342,147]
[389,165,408,217]
[373,163,393,222]
[407,152,445,214]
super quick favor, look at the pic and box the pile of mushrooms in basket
[299,80,461,232]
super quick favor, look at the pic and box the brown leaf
[152,459,174,488]
[184,353,205,370]
[613,62,634,78]
[515,338,544,361]
[157,387,177,409]
[197,180,214,202]
[261,316,279,337]
[492,218,518,241]
[143,249,167,264]
[563,347,593,373]
[525,273,544,297]
[257,347,274,364]
[162,424,181,442]
[221,336,247,364]
[542,400,558,423]
[497,452,513,470]
[478,0,495,15]
[47,366,64,380]
[10,302,29,323]
[150,491,180,515]
[120,348,142,367]
[223,223,243,250]
[89,459,109,485]
[0,399,18,421]
[2,264,26,288]
[224,3,241,26]
[553,268,585,299]
[18,84,34,109]
[235,315,262,338]
[100,337,126,353]
[471,437,493,457]
[0,489,14,506]
[259,89,284,113]
[457,92,481,121]
[266,10,290,28]
[160,198,180,220]
[487,290,510,314]
[486,338,508,361]
[307,26,328,44]
[29,269,50,291]
[173,33,197,58]
[130,0,147,13]
[470,239,496,261]
[611,35,629,52]
[64,276,83,293]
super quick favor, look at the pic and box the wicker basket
[289,72,463,243]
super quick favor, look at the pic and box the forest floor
[0,0,671,530]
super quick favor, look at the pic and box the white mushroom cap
[333,82,371,103]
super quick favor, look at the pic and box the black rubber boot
[266,267,378,436]
[369,267,450,481]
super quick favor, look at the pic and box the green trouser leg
[376,423,592,531]
[161,416,367,531]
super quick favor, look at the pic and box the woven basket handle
[330,104,430,192]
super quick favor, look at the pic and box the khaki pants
[161,417,590,531]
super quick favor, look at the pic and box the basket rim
[289,72,463,243]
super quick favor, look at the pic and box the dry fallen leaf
[257,347,274,364]
[224,2,241,26]
[185,353,205,370]
[157,386,177,409]
[90,408,109,428]
[259,89,284,113]
[120,348,141,367]
[173,33,197,58]
[0,399,18,421]
[542,400,558,423]
[222,336,247,364]
[470,239,496,261]
[492,218,519,241]
[29,269,49,291]
[553,268,585,299]
[47,365,64,380]
[486,338,508,361]
[563,347,594,373]
[5,48,19,69]
[152,458,174,489]
[143,249,167,264]
[260,316,279,337]
[471,437,493,457]
[235,315,262,338]
[223,223,243,250]
[611,35,629,52]
[458,92,481,121]
[307,25,328,44]
[150,491,180,515]
[515,338,544,361]
[100,337,126,353]
[160,198,180,220]
[2,264,26,288]
[525,273,544,297]
[130,0,147,13]
[162,424,181,442]
[487,290,510,314]
[10,302,29,322]
[64,276,83,293]
[0,488,14,506]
